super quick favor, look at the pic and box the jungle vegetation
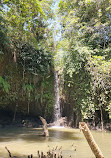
[0,0,111,128]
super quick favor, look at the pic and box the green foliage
[88,55,111,110]
[0,0,111,125]
[0,0,54,120]
[0,76,10,93]
[2,0,54,46]
[19,43,52,75]
[0,4,9,54]
[58,0,111,124]
[23,84,34,93]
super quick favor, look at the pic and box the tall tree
[0,0,55,121]
[58,0,111,127]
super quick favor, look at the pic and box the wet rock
[48,117,68,127]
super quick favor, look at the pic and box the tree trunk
[13,104,18,122]
[76,110,82,128]
[40,116,49,137]
[23,60,25,80]
[79,122,104,158]
[13,51,17,63]
[68,113,74,127]
[75,111,79,128]
[100,106,104,131]
[28,101,30,115]
[28,92,30,115]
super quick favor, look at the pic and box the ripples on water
[0,127,111,158]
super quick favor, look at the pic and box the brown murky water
[0,127,111,158]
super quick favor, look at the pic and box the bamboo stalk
[79,122,104,158]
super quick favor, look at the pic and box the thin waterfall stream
[54,71,61,126]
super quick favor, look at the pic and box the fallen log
[79,122,104,158]
[39,116,49,137]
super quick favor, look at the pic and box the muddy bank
[0,117,111,132]
[0,111,42,128]
[0,109,111,131]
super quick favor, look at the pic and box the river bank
[0,114,111,132]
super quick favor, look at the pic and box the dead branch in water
[5,146,72,158]
[39,116,49,137]
[5,146,12,157]
[79,122,104,158]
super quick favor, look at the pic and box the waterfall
[54,71,61,125]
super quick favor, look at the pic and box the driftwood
[79,122,104,158]
[40,116,49,137]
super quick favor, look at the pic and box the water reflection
[0,127,80,142]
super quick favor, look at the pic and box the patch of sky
[2,0,62,42]
[48,0,61,42]
[2,4,10,12]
